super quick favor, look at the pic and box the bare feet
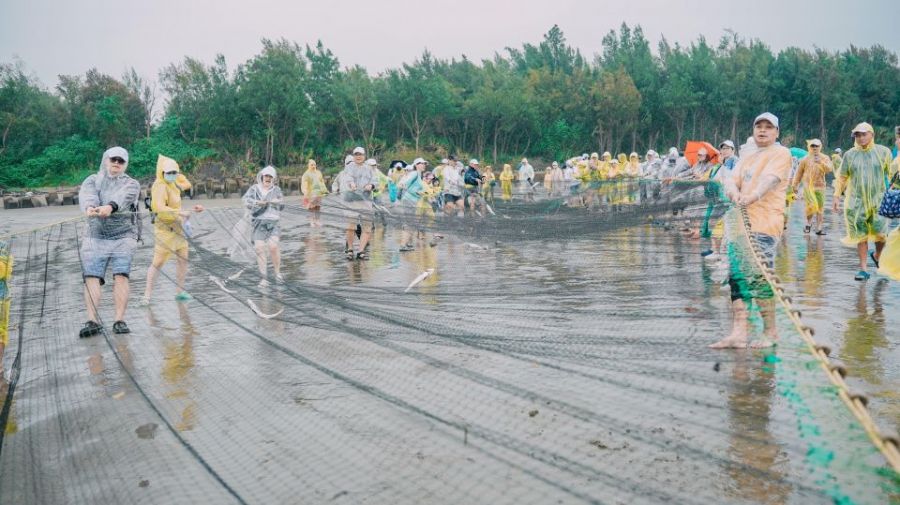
[709,336,748,349]
[749,337,778,349]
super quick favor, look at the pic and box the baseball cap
[808,138,822,147]
[105,146,129,163]
[469,158,479,165]
[851,122,874,134]
[753,112,779,129]
[352,146,365,155]
[412,157,427,166]
[719,140,735,149]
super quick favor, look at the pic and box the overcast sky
[3,0,898,90]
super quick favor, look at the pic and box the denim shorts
[751,233,777,269]
[81,237,136,285]
[252,220,280,242]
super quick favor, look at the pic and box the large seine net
[0,179,897,504]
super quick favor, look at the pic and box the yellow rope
[736,205,900,473]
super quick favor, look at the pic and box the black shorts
[443,194,461,204]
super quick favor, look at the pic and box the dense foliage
[2,24,898,188]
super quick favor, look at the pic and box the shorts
[443,193,461,204]
[344,200,374,229]
[153,227,189,265]
[152,241,189,265]
[305,195,322,210]
[252,220,280,242]
[81,237,136,285]
[729,233,777,302]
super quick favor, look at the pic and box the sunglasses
[164,171,178,176]
[109,157,126,164]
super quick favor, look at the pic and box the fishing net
[0,178,898,504]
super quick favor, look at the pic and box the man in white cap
[792,139,833,235]
[341,146,375,260]
[832,122,894,280]
[711,112,791,350]
[78,147,142,338]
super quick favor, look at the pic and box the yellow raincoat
[301,161,328,205]
[625,153,641,177]
[834,142,893,246]
[151,155,192,262]
[831,153,843,174]
[481,168,495,199]
[877,158,900,280]
[615,154,628,177]
[0,246,11,347]
[793,152,833,216]
[595,152,612,180]
[499,164,515,200]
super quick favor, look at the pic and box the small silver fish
[210,275,236,294]
[405,268,435,293]
[247,299,284,319]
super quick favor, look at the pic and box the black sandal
[79,320,102,338]
[112,320,130,334]
[356,251,369,260]
[815,229,826,235]
[345,249,355,260]
[803,225,811,234]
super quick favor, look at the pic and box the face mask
[164,173,178,183]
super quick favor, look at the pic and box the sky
[2,0,898,90]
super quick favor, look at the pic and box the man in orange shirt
[710,112,792,349]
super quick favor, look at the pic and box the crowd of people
[10,112,893,347]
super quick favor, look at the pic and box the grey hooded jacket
[79,151,141,240]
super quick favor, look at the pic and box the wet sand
[0,194,897,504]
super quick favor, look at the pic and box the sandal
[345,250,356,260]
[869,250,879,269]
[112,320,130,334]
[79,320,103,339]
[815,229,826,235]
[803,225,811,234]
[356,251,369,261]
[854,270,870,281]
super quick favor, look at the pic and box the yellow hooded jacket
[0,246,11,346]
[151,155,192,249]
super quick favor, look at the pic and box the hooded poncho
[78,147,141,241]
[243,166,284,222]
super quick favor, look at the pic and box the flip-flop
[854,270,870,281]
[869,250,879,268]
[815,229,826,235]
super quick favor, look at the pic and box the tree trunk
[492,125,499,163]
[819,93,826,145]
[730,113,737,144]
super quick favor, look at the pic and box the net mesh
[0,180,898,504]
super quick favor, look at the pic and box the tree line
[2,23,898,188]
